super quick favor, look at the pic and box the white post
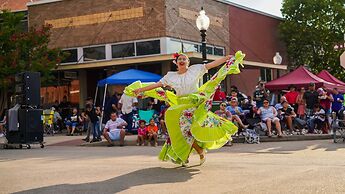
[94,86,98,106]
[99,84,108,132]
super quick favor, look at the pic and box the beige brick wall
[28,0,166,48]
[165,0,230,53]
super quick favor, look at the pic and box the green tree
[0,10,64,114]
[280,0,345,79]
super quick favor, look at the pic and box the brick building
[5,0,288,107]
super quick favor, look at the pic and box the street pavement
[0,139,345,194]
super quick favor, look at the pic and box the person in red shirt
[285,85,299,111]
[213,85,226,101]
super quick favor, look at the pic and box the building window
[214,47,224,56]
[61,49,78,63]
[260,68,272,82]
[83,46,105,62]
[112,43,135,58]
[136,40,160,56]
[206,46,213,55]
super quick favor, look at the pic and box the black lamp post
[196,7,210,81]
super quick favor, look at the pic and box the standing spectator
[58,95,71,122]
[82,97,94,142]
[147,118,158,146]
[257,99,282,137]
[51,106,62,132]
[213,85,226,101]
[285,85,299,111]
[0,109,7,137]
[86,104,101,143]
[137,120,147,146]
[103,112,127,147]
[104,92,119,122]
[253,81,270,108]
[332,88,344,116]
[296,87,306,119]
[119,93,138,133]
[304,82,319,117]
[159,102,170,138]
[318,88,334,114]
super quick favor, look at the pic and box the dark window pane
[206,46,213,54]
[136,40,160,56]
[62,49,78,63]
[112,43,135,58]
[214,47,224,56]
[194,44,200,52]
[83,46,105,61]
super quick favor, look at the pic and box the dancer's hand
[134,88,142,96]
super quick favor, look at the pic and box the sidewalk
[0,133,336,148]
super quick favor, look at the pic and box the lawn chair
[43,109,55,136]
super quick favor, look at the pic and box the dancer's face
[176,55,189,70]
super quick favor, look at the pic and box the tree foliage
[0,10,65,112]
[280,0,345,79]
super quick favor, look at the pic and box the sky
[226,0,284,17]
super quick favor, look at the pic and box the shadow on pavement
[217,140,345,154]
[14,167,199,194]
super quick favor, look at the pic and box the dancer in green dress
[124,51,245,166]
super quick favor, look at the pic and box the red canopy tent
[317,70,345,86]
[265,66,345,92]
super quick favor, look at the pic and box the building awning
[56,52,287,70]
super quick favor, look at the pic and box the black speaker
[15,72,40,107]
[6,109,43,144]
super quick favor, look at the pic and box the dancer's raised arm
[134,82,163,95]
[205,55,231,70]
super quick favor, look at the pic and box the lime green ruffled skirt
[125,51,245,165]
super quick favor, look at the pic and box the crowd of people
[213,81,345,138]
[1,80,343,146]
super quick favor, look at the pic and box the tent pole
[99,84,108,133]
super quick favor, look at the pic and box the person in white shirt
[103,112,127,147]
[118,93,138,133]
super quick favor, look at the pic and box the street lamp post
[273,52,282,78]
[196,7,210,83]
[196,7,210,64]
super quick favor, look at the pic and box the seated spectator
[147,118,158,146]
[257,99,282,137]
[275,96,288,111]
[215,102,232,120]
[215,102,233,146]
[307,104,326,134]
[226,97,248,129]
[278,101,297,134]
[241,96,255,118]
[137,120,147,146]
[103,112,127,147]
[65,107,82,136]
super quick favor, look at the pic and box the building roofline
[27,0,62,7]
[216,0,283,20]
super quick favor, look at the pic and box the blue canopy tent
[94,69,162,129]
[97,69,162,86]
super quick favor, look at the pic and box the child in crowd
[147,118,158,146]
[137,120,147,146]
[307,104,326,134]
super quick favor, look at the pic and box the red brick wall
[28,0,166,48]
[229,5,287,64]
